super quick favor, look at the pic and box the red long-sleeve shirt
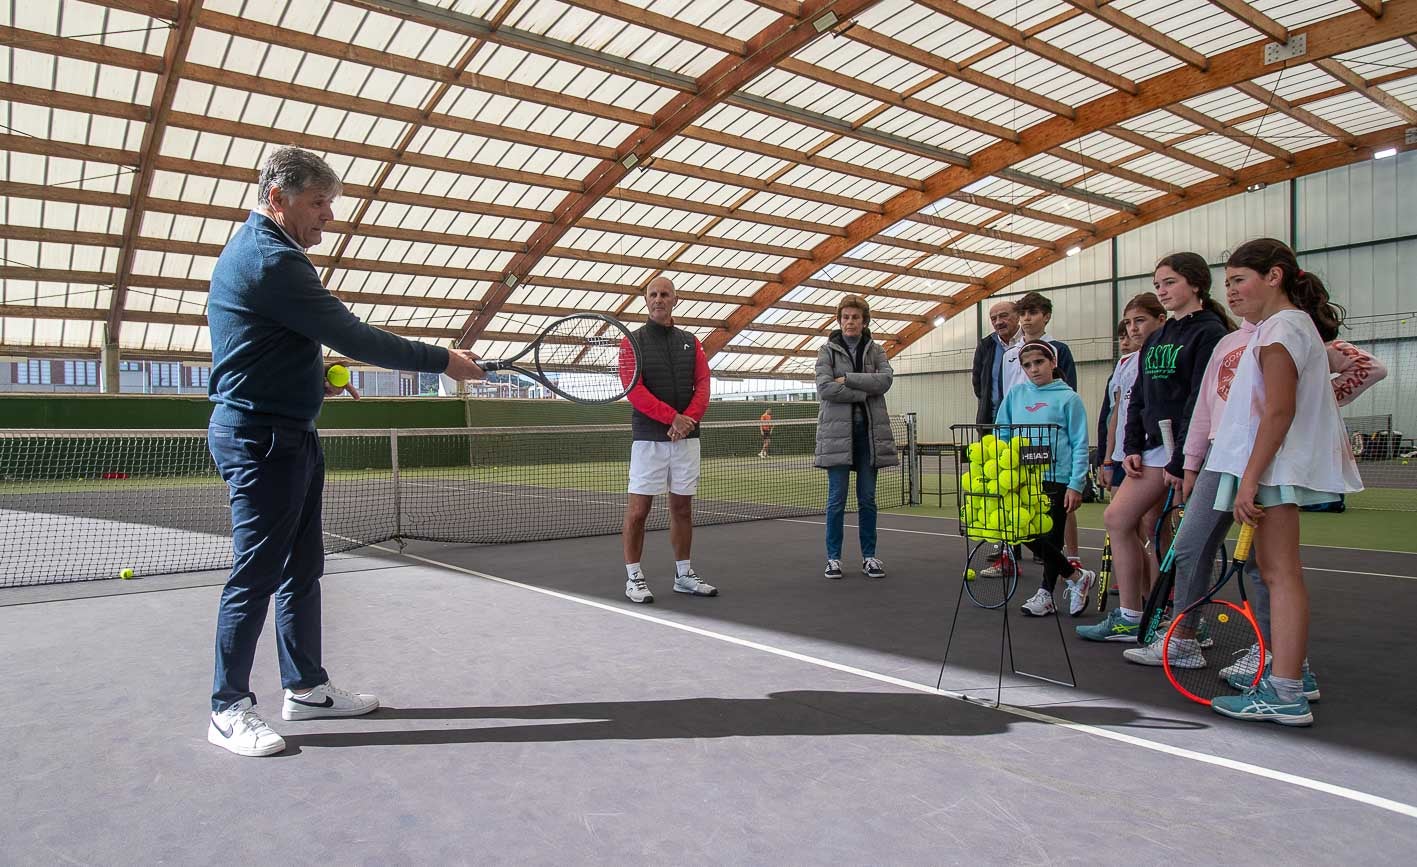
[619,332,710,424]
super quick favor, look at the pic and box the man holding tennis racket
[622,276,716,603]
[204,146,484,757]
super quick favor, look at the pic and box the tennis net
[0,416,914,587]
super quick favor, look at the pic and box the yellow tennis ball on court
[119,568,134,580]
[983,459,999,480]
[326,364,350,388]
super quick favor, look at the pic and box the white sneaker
[1067,568,1097,617]
[862,557,886,579]
[1218,643,1270,681]
[208,698,285,757]
[282,681,379,721]
[674,570,718,596]
[823,559,843,579]
[1123,635,1206,668]
[1021,588,1055,616]
[625,575,654,604]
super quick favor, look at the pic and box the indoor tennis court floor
[3,513,1415,863]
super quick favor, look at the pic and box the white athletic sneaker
[862,557,886,579]
[625,575,654,604]
[1218,643,1270,681]
[1123,635,1206,668]
[1067,569,1097,617]
[823,559,844,580]
[282,681,379,721]
[1021,588,1056,617]
[208,698,285,757]
[674,571,718,596]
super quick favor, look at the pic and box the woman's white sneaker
[208,698,285,757]
[282,681,380,721]
[1021,588,1056,616]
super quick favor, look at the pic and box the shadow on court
[279,691,1202,754]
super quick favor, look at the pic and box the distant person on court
[815,295,897,580]
[759,406,774,458]
[996,341,1096,617]
[972,299,1019,425]
[204,146,484,757]
[620,276,716,604]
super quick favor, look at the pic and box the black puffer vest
[631,319,702,442]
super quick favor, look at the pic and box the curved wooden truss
[1,0,1415,376]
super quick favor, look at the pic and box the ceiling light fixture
[1065,245,1082,257]
[621,153,639,169]
[813,12,838,33]
[1246,182,1267,192]
[933,316,946,327]
[1374,147,1398,160]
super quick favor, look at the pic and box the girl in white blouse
[1206,239,1363,727]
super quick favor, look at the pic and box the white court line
[377,542,1417,821]
[784,519,1417,581]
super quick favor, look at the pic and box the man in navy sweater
[205,147,483,757]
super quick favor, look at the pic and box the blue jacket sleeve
[1054,341,1077,390]
[256,249,450,373]
[1067,393,1090,493]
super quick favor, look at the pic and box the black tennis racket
[1164,523,1264,705]
[1138,493,1180,647]
[478,313,640,404]
[1094,532,1112,613]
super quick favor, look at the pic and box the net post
[390,429,402,543]
[906,412,921,506]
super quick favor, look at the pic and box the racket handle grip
[480,360,507,372]
[1158,419,1175,455]
[1234,523,1257,560]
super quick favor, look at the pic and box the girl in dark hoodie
[1080,253,1234,643]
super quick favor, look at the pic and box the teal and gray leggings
[1171,468,1271,642]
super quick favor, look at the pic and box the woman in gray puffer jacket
[814,295,897,581]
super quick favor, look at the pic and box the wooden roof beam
[1167,104,1294,162]
[1233,81,1360,145]
[702,1,1417,358]
[892,127,1411,354]
[1314,57,1417,125]
[867,233,1020,267]
[1205,0,1288,43]
[105,0,202,341]
[1061,0,1208,69]
[915,0,1140,95]
[1046,146,1186,195]
[1105,125,1240,179]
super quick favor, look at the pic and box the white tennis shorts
[628,439,701,496]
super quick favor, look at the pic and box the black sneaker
[823,559,843,579]
[862,557,886,579]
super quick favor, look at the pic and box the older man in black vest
[621,276,716,603]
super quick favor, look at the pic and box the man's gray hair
[257,146,342,206]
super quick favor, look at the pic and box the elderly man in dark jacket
[972,300,1019,425]
[815,295,897,581]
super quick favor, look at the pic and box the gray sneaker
[674,571,718,596]
[1123,635,1205,668]
[625,575,654,604]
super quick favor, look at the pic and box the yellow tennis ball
[967,443,982,464]
[1218,613,1230,623]
[997,469,1018,491]
[326,364,350,388]
[998,449,1017,471]
[1039,514,1054,534]
[959,471,976,493]
[964,568,976,581]
[119,568,134,580]
[983,459,999,480]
